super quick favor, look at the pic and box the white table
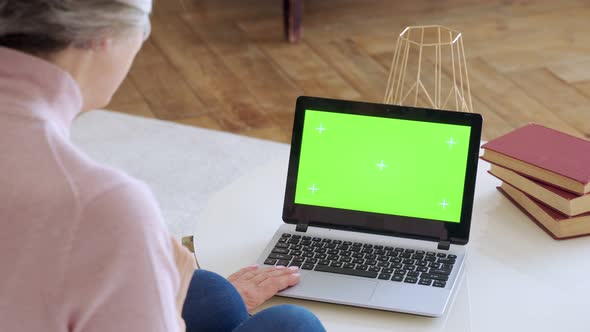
[74,111,590,332]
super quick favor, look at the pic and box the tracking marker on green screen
[294,110,472,223]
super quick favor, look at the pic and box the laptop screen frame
[282,96,483,246]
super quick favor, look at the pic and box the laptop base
[257,224,466,317]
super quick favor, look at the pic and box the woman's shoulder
[49,134,168,235]
[50,134,153,207]
[70,157,174,271]
[76,163,167,237]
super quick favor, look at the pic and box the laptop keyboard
[263,233,457,288]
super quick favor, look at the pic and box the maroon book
[497,184,590,240]
[487,164,590,216]
[482,124,590,195]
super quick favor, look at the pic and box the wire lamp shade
[384,25,473,113]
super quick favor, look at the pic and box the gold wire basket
[384,25,473,113]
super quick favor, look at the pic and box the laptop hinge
[437,240,451,251]
[295,218,309,233]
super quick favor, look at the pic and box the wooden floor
[107,0,590,143]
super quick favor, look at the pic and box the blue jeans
[182,269,326,332]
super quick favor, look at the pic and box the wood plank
[175,114,224,132]
[312,4,583,61]
[104,0,590,143]
[574,81,590,99]
[151,0,199,16]
[108,77,143,109]
[129,64,206,120]
[178,19,245,57]
[237,19,362,100]
[549,60,590,83]
[105,100,155,119]
[306,37,389,103]
[176,109,273,134]
[239,126,291,144]
[186,0,279,22]
[467,58,581,138]
[128,38,206,120]
[150,14,275,131]
[508,69,590,137]
[247,0,588,54]
[183,16,302,112]
[457,6,590,59]
[221,46,302,112]
[299,0,481,29]
[482,47,590,73]
[131,39,167,67]
[267,111,296,131]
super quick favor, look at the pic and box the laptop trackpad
[280,273,378,303]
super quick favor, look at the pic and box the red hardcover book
[482,124,590,195]
[498,182,590,240]
[488,164,590,216]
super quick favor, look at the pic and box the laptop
[256,96,482,317]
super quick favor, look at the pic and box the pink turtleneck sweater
[0,48,180,331]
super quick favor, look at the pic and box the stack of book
[481,124,590,240]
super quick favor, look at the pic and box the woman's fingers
[249,266,299,284]
[258,271,301,296]
[228,264,302,312]
[227,264,260,282]
[237,265,284,281]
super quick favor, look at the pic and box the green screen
[294,110,472,223]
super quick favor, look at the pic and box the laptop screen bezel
[282,96,482,246]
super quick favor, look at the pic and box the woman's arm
[62,180,180,332]
[172,237,197,331]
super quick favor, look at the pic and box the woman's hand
[172,238,197,331]
[227,265,301,312]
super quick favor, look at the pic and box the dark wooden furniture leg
[284,0,304,43]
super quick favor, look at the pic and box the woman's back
[0,47,180,331]
[0,1,325,330]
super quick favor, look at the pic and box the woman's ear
[88,35,113,52]
[73,33,112,51]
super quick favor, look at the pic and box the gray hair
[0,0,150,54]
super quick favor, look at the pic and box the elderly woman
[0,1,325,331]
